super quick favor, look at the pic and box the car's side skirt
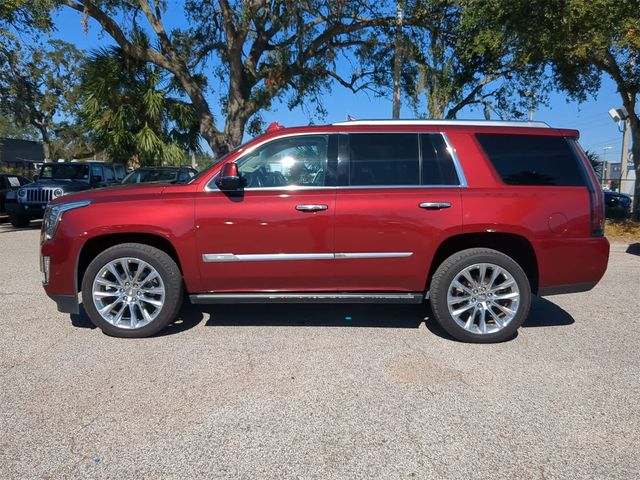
[189,292,425,304]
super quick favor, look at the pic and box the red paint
[41,122,609,303]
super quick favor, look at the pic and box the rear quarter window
[476,134,586,186]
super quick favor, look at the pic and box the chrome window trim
[202,252,413,263]
[204,131,467,191]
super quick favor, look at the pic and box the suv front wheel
[81,243,184,338]
[429,248,531,343]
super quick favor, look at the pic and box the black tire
[10,214,30,228]
[81,243,184,338]
[429,248,531,343]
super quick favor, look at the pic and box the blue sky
[42,6,628,164]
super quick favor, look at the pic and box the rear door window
[103,165,115,182]
[91,165,104,182]
[421,134,460,185]
[476,134,586,186]
[349,133,420,186]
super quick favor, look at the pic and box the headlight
[18,189,26,197]
[43,200,91,241]
[53,188,64,198]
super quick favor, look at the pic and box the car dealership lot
[1,224,638,479]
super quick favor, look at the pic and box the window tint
[349,133,419,186]
[237,135,328,188]
[91,165,103,181]
[421,134,460,185]
[114,165,126,180]
[476,134,585,186]
[103,165,115,182]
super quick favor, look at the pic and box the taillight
[571,139,604,237]
[590,187,605,236]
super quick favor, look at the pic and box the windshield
[39,164,90,181]
[122,168,178,184]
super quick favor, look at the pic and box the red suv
[40,120,609,342]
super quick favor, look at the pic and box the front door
[333,132,464,292]
[195,134,337,292]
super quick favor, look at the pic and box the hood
[49,182,170,206]
[28,179,90,192]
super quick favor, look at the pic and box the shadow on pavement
[70,295,574,340]
[522,296,575,328]
[202,302,427,329]
[0,220,42,233]
[626,243,640,256]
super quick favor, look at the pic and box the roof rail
[331,119,551,128]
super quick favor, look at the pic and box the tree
[584,149,604,179]
[490,0,640,220]
[362,0,544,120]
[80,38,201,167]
[56,1,404,155]
[0,114,38,140]
[0,39,84,160]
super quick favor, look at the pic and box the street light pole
[602,146,612,186]
[619,119,631,194]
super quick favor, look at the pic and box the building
[0,138,44,177]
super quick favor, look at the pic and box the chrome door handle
[419,202,452,210]
[296,204,328,212]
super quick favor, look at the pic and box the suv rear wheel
[429,248,531,343]
[81,243,184,338]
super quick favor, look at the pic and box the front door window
[237,135,328,188]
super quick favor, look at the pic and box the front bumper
[48,294,80,314]
[14,202,47,218]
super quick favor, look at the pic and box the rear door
[333,132,464,292]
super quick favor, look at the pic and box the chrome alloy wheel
[91,257,165,329]
[446,262,520,335]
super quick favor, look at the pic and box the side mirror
[91,175,103,184]
[32,174,38,182]
[216,163,244,191]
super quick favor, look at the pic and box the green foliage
[0,114,38,140]
[488,0,640,219]
[360,0,546,119]
[0,39,84,160]
[80,38,201,166]
[0,0,53,48]
[584,149,604,178]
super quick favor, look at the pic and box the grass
[605,219,640,242]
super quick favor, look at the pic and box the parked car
[1,173,31,217]
[122,166,197,184]
[8,162,119,228]
[603,190,632,218]
[40,120,609,342]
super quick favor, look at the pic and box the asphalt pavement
[1,222,639,479]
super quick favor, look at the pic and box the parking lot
[0,222,638,479]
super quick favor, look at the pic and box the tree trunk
[630,123,640,222]
[36,125,51,162]
[391,0,403,119]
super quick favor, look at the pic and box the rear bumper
[538,282,598,296]
[536,236,609,294]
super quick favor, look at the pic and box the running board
[189,292,425,304]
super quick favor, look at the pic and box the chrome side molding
[189,292,424,304]
[202,252,413,263]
